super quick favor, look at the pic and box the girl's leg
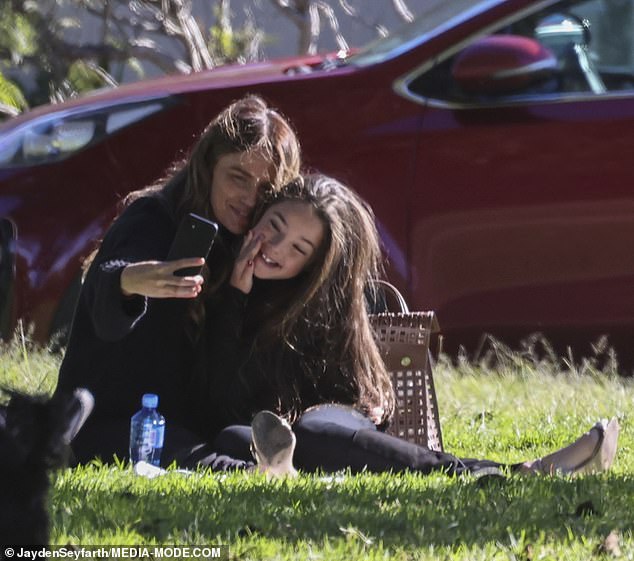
[213,424,253,461]
[249,406,619,477]
[348,428,500,475]
[317,416,619,476]
[163,424,255,470]
[289,406,619,477]
[292,404,496,475]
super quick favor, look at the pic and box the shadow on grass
[52,470,634,548]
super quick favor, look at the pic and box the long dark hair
[125,94,302,222]
[245,175,395,424]
[85,95,301,339]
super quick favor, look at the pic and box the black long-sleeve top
[186,280,363,436]
[56,194,237,437]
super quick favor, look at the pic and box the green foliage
[209,25,259,63]
[0,70,28,113]
[0,3,34,114]
[207,1,263,63]
[0,2,119,108]
[67,60,111,94]
[0,5,37,62]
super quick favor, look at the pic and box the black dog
[0,388,93,549]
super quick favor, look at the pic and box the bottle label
[137,421,155,460]
[154,424,165,448]
[130,413,165,466]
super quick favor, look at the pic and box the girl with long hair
[187,174,619,477]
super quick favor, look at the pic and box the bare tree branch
[242,7,264,61]
[173,0,214,70]
[269,0,349,55]
[45,33,189,74]
[270,0,416,55]
[391,0,414,23]
[218,0,231,35]
[338,0,387,37]
[307,3,320,54]
[268,0,312,54]
[74,0,215,70]
[82,60,119,87]
[267,0,309,28]
[314,0,348,53]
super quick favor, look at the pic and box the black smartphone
[166,213,219,277]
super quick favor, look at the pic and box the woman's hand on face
[230,231,263,294]
[120,258,205,298]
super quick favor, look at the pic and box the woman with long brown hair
[55,95,301,466]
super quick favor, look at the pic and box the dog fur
[0,388,93,549]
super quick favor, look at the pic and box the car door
[402,0,634,354]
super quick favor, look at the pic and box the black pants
[213,405,507,476]
[70,405,508,475]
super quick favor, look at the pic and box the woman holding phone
[55,95,301,466]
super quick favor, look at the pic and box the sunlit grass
[0,322,61,399]
[2,332,634,560]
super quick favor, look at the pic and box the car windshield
[348,0,504,67]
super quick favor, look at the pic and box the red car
[2,0,634,361]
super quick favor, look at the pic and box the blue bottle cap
[142,393,158,408]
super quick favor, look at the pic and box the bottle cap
[142,393,159,408]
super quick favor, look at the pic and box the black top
[56,194,237,438]
[188,279,361,434]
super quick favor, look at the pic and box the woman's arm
[82,198,201,341]
[119,258,203,298]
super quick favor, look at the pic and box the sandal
[251,410,297,478]
[532,417,619,476]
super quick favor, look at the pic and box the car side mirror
[451,35,557,96]
[535,13,589,50]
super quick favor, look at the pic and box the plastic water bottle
[129,393,165,466]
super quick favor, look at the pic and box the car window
[407,0,634,105]
[349,0,504,67]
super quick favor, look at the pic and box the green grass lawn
[2,335,634,560]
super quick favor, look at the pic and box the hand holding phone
[167,213,219,277]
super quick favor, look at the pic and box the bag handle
[372,279,409,314]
